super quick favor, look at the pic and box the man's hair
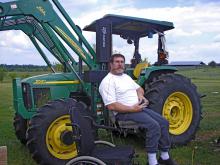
[110,53,125,63]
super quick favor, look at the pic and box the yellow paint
[55,26,87,59]
[163,92,193,135]
[133,62,149,78]
[34,80,80,85]
[36,6,46,16]
[46,115,78,159]
[34,80,46,84]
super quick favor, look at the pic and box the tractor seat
[66,102,136,165]
[109,110,139,130]
[133,62,149,79]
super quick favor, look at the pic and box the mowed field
[0,67,220,165]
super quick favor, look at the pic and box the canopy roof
[84,14,174,38]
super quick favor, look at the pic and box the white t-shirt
[99,73,140,114]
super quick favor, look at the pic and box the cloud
[213,34,220,42]
[0,1,220,64]
[76,2,220,63]
[75,3,220,38]
[58,0,133,18]
[0,46,44,65]
[169,42,220,63]
[0,31,31,50]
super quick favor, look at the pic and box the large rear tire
[144,73,202,145]
[26,98,78,165]
[13,113,27,145]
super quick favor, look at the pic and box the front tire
[145,73,202,145]
[13,113,27,145]
[26,98,78,165]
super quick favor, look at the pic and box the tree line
[0,61,219,82]
[0,64,50,82]
[0,64,49,72]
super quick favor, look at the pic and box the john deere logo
[34,80,46,84]
[36,6,46,16]
[101,27,107,48]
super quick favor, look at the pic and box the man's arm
[136,87,149,105]
[107,102,147,113]
[136,87,144,98]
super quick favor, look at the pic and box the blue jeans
[116,108,171,153]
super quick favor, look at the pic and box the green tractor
[0,0,202,164]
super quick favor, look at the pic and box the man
[99,54,178,165]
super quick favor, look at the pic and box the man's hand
[131,102,148,112]
[138,96,149,106]
[136,87,149,107]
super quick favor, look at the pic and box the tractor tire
[144,73,202,145]
[13,113,27,145]
[26,98,79,165]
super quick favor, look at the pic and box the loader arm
[0,14,80,70]
[0,0,97,70]
[0,16,62,70]
[0,15,89,85]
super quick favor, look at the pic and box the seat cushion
[91,146,135,164]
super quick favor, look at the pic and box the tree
[208,61,217,67]
[0,67,6,82]
[21,74,30,79]
[53,62,64,72]
[8,72,17,80]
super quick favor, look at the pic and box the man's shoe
[158,157,178,165]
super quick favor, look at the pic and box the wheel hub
[163,92,193,135]
[60,131,74,146]
[46,115,77,159]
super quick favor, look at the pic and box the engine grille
[33,88,51,108]
[22,83,33,110]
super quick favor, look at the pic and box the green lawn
[0,67,220,165]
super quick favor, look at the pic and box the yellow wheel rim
[46,115,77,160]
[163,92,193,135]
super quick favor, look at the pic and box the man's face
[110,57,125,75]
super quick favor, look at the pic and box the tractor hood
[21,72,79,86]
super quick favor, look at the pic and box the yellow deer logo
[36,6,46,16]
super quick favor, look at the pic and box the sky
[0,0,220,65]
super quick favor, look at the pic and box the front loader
[0,0,202,165]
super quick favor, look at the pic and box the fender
[136,66,178,86]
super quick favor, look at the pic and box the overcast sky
[0,0,219,65]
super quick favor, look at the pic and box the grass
[0,67,220,165]
[0,82,35,164]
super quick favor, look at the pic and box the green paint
[0,0,178,127]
